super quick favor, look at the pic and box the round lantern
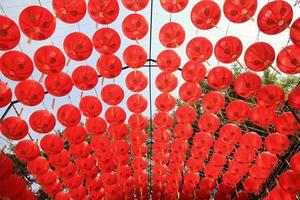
[193,131,214,149]
[255,151,278,170]
[219,123,242,144]
[181,61,206,83]
[45,72,73,97]
[15,140,40,161]
[57,104,81,127]
[70,141,91,159]
[186,37,213,62]
[153,129,171,142]
[91,135,110,153]
[40,134,64,155]
[97,54,122,78]
[63,32,93,61]
[197,113,220,133]
[187,157,204,172]
[129,113,148,130]
[239,132,262,151]
[14,189,36,200]
[54,192,71,200]
[256,84,285,109]
[153,111,173,129]
[277,45,300,74]
[155,72,178,93]
[207,66,233,90]
[175,105,197,123]
[275,112,299,136]
[257,0,293,35]
[0,154,13,180]
[0,51,33,81]
[0,81,12,108]
[290,152,300,172]
[288,86,300,110]
[155,92,176,112]
[179,82,202,104]
[173,123,193,139]
[64,124,87,144]
[265,186,295,200]
[122,13,148,40]
[34,45,66,74]
[79,95,102,117]
[57,162,76,178]
[202,91,225,113]
[243,177,263,194]
[92,28,121,55]
[0,15,20,50]
[85,116,107,135]
[264,133,289,155]
[43,180,63,196]
[223,0,257,23]
[123,45,148,69]
[278,170,300,194]
[244,42,275,71]
[130,129,147,145]
[122,0,149,11]
[88,0,119,25]
[214,36,243,63]
[250,105,275,127]
[48,149,70,167]
[126,70,148,92]
[213,139,234,156]
[15,80,44,106]
[0,175,26,198]
[72,65,98,90]
[127,94,148,113]
[160,0,188,13]
[52,0,86,23]
[29,109,56,134]
[101,84,124,105]
[157,49,181,72]
[27,156,49,175]
[63,174,82,189]
[105,106,126,124]
[159,22,185,48]
[191,0,221,30]
[234,148,255,164]
[108,123,128,140]
[290,18,300,47]
[225,100,250,123]
[0,116,28,140]
[19,6,56,40]
[234,71,262,98]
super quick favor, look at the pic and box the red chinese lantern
[193,131,214,149]
[105,106,126,124]
[213,139,234,156]
[0,15,20,50]
[108,123,128,140]
[187,157,204,172]
[0,175,26,198]
[54,192,71,200]
[101,84,124,105]
[88,0,119,25]
[64,124,87,144]
[112,140,129,155]
[52,0,86,23]
[132,157,147,170]
[228,160,249,176]
[15,140,40,162]
[243,177,263,194]
[264,186,295,200]
[256,84,285,109]
[244,42,275,71]
[127,94,148,113]
[181,61,206,83]
[288,86,300,110]
[264,133,289,155]
[130,129,147,145]
[214,36,243,63]
[207,66,233,90]
[122,0,149,11]
[175,105,197,123]
[43,180,63,196]
[34,45,65,75]
[70,185,86,200]
[29,109,56,134]
[202,91,225,113]
[160,0,188,13]
[13,189,36,200]
[186,37,213,62]
[226,100,250,123]
[128,113,148,130]
[91,135,110,153]
[40,134,64,155]
[62,174,82,189]
[19,6,56,41]
[179,82,202,104]
[153,112,173,129]
[159,22,185,48]
[70,141,91,159]
[257,0,293,35]
[219,123,242,144]
[191,0,221,30]
[155,72,178,93]
[57,104,81,127]
[56,162,76,178]
[0,116,28,140]
[255,151,278,170]
[126,70,148,92]
[248,164,270,180]
[153,129,171,142]
[290,18,300,47]
[122,14,148,40]
[278,170,300,194]
[36,170,57,186]
[45,72,73,97]
[123,45,147,69]
[0,81,12,108]
[79,95,102,117]
[48,149,70,167]
[290,152,300,172]
[173,123,193,139]
[15,80,44,106]
[275,112,299,136]
[97,55,122,78]
[27,156,49,175]
[132,144,147,156]
[0,51,33,81]
[210,153,227,168]
[63,32,93,61]
[92,28,121,55]
[198,113,220,133]
[234,148,255,164]
[0,154,13,180]
[157,49,181,72]
[276,45,300,74]
[234,71,262,98]
[85,116,107,135]
[72,66,98,90]
[223,0,257,23]
[239,132,262,151]
[155,93,176,112]
[250,105,275,127]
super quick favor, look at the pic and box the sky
[0,0,300,150]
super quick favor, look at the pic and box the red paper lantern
[34,45,65,75]
[214,36,243,63]
[243,177,263,194]
[45,72,73,97]
[157,49,181,72]
[0,175,26,198]
[186,37,213,62]
[202,91,225,113]
[70,185,86,200]
[62,174,82,189]
[130,129,147,145]
[122,13,148,40]
[13,189,36,200]
[256,84,285,109]
[88,0,119,24]
[70,141,91,158]
[0,51,33,81]
[108,123,129,140]
[290,18,300,47]
[97,54,122,78]
[210,153,227,167]
[57,104,81,127]
[91,135,110,153]
[153,129,171,142]
[155,72,178,93]
[199,177,216,193]
[187,157,204,172]
[264,186,295,200]
[29,109,56,134]
[92,28,121,55]
[52,0,86,23]
[19,6,56,40]
[213,139,235,156]
[234,148,255,164]
[175,105,196,123]
[126,70,148,92]
[101,84,124,105]
[43,180,63,196]
[223,0,257,23]
[0,154,13,180]
[15,80,44,106]
[181,61,206,83]
[191,0,221,30]
[153,112,173,129]
[207,66,233,90]
[0,116,28,140]
[250,105,275,127]
[112,140,130,155]
[160,0,188,13]
[54,192,71,200]
[228,160,249,176]
[48,149,70,167]
[198,113,220,133]
[72,65,98,90]
[255,151,278,170]
[36,170,57,186]
[159,22,185,48]
[278,170,300,194]
[27,156,49,175]
[225,100,250,123]
[264,133,289,155]
[123,45,147,69]
[0,81,12,108]
[105,106,126,124]
[79,95,102,117]
[248,164,270,180]
[277,45,300,74]
[234,71,262,98]
[173,123,193,139]
[257,0,293,35]
[0,15,20,50]
[64,124,87,144]
[193,131,214,149]
[63,32,93,61]
[85,116,107,135]
[132,144,148,156]
[40,134,64,155]
[219,123,242,144]
[288,86,300,110]
[290,152,300,172]
[239,132,262,151]
[122,0,149,11]
[155,93,176,112]
[129,114,148,129]
[244,42,275,71]
[179,82,202,104]
[275,112,299,136]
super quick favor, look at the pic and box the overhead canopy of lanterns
[0,0,300,200]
